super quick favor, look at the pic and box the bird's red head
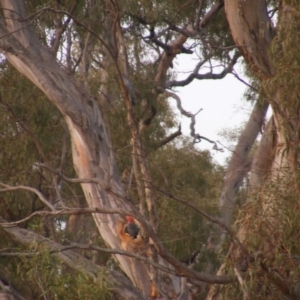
[126,216,135,223]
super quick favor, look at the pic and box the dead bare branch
[166,52,241,88]
[165,91,223,150]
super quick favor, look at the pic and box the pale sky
[170,55,253,165]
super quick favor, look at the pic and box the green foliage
[0,65,68,223]
[264,2,300,144]
[0,0,246,298]
[149,138,223,269]
[0,240,111,299]
[218,172,300,299]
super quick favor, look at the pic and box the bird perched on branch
[124,216,140,239]
[117,216,147,254]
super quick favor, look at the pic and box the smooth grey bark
[224,0,274,78]
[248,117,274,192]
[219,101,269,228]
[220,0,274,228]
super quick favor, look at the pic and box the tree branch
[154,0,224,89]
[165,91,223,150]
[0,217,143,299]
[0,183,55,211]
[166,52,241,88]
[50,0,78,54]
[0,207,130,228]
[152,184,248,255]
[153,125,182,151]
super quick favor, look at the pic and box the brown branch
[0,183,55,211]
[232,70,258,92]
[0,241,176,276]
[0,207,130,227]
[55,243,176,275]
[153,125,182,150]
[37,174,238,285]
[50,1,79,54]
[29,164,237,284]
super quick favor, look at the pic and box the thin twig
[0,183,55,211]
[152,184,248,255]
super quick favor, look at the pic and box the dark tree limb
[153,125,182,151]
[165,91,223,150]
[166,52,241,88]
[154,1,224,89]
[50,0,79,54]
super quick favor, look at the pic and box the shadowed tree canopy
[0,1,300,300]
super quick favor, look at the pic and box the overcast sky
[169,54,253,165]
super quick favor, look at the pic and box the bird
[124,216,139,239]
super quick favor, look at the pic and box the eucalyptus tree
[0,1,233,299]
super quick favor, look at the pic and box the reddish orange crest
[126,216,135,223]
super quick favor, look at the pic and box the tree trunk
[208,1,300,298]
[219,101,268,230]
[224,0,274,78]
[0,0,154,296]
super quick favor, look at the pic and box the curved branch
[166,52,241,88]
[154,0,224,89]
[0,207,130,228]
[165,91,223,150]
[0,183,55,211]
[153,125,182,151]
